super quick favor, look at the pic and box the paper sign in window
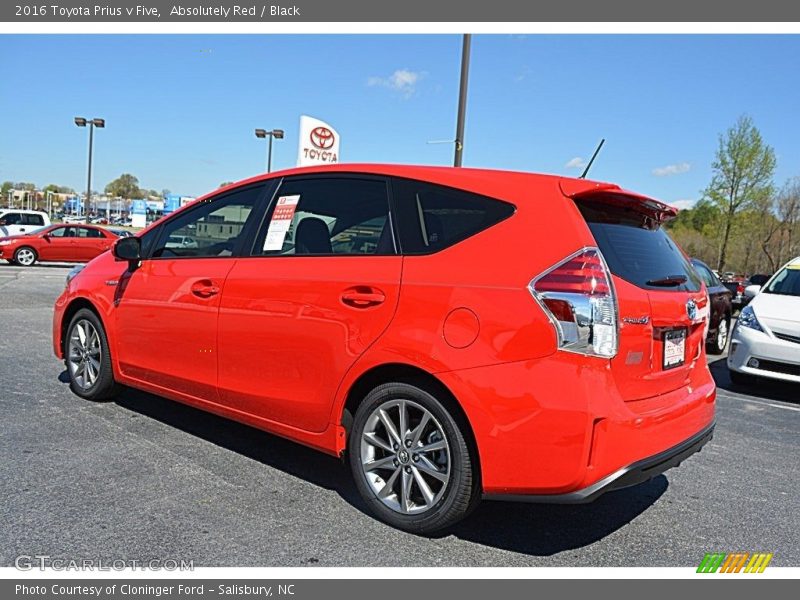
[264,195,300,251]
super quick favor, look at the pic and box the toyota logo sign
[310,127,335,150]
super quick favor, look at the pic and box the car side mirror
[113,236,142,269]
[744,284,761,299]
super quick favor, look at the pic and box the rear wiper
[646,275,687,287]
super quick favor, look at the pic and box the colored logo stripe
[697,552,773,573]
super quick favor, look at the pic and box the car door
[38,226,74,261]
[217,175,402,433]
[0,212,24,236]
[113,183,270,401]
[71,226,114,261]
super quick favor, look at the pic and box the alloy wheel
[67,319,102,390]
[16,248,35,266]
[360,399,451,515]
[718,319,728,350]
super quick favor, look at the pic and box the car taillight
[529,247,618,358]
[737,283,745,295]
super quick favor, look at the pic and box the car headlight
[737,305,763,332]
[66,264,86,287]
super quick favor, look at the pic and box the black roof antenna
[579,138,605,179]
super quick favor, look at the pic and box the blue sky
[1,34,798,206]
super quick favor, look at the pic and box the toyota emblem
[686,299,697,321]
[310,127,335,150]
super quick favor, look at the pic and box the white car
[0,209,50,237]
[728,256,800,384]
[165,235,198,249]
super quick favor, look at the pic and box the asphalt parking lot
[1,264,798,567]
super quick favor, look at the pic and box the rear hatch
[564,181,708,401]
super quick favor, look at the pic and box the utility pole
[454,34,471,167]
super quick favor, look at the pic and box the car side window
[74,227,103,238]
[694,263,715,288]
[1,212,20,225]
[391,177,515,254]
[23,214,45,226]
[47,227,68,237]
[253,177,393,256]
[150,185,265,259]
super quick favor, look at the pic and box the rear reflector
[529,248,619,358]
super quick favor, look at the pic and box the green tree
[105,174,142,200]
[702,115,776,272]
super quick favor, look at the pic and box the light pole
[255,128,284,173]
[454,34,471,167]
[75,117,105,220]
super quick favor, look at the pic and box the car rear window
[575,200,701,292]
[391,177,515,254]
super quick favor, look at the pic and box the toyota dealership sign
[297,115,340,167]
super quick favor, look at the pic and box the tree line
[667,115,799,276]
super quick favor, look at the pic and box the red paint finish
[0,224,116,263]
[53,164,716,497]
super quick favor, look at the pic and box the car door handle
[191,280,220,298]
[341,288,386,308]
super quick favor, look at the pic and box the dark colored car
[692,258,733,354]
[724,273,771,311]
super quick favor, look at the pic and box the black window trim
[389,175,517,256]
[145,180,276,262]
[242,172,399,259]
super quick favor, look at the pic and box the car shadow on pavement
[91,382,666,555]
[451,477,667,555]
[708,359,799,404]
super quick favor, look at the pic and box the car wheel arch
[61,298,107,357]
[339,362,481,476]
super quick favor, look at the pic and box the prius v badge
[622,316,650,325]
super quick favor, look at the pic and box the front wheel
[65,308,119,401]
[349,382,480,534]
[13,246,37,266]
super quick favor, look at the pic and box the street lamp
[254,128,284,173]
[75,117,105,219]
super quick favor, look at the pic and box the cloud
[669,199,696,210]
[565,157,587,169]
[652,162,691,177]
[368,69,424,98]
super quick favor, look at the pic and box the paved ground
[1,264,798,567]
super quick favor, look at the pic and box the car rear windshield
[764,266,800,297]
[575,199,702,293]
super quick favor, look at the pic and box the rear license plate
[663,329,687,370]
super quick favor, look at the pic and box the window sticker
[264,195,300,251]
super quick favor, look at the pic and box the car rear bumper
[484,422,714,503]
[437,355,716,496]
[728,324,800,383]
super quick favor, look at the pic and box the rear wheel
[349,382,479,534]
[13,246,37,266]
[707,316,730,354]
[65,309,119,401]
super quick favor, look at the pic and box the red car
[52,165,715,533]
[1,224,117,266]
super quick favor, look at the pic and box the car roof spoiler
[559,179,678,224]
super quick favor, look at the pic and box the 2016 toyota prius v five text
[53,164,716,533]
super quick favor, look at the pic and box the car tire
[729,369,756,386]
[349,381,480,535]
[13,246,37,266]
[65,308,120,401]
[707,316,730,355]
